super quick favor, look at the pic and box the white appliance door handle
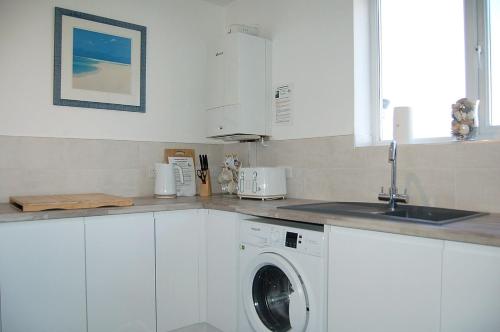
[174,164,184,184]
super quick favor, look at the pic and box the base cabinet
[0,219,87,332]
[205,210,239,332]
[5,209,500,332]
[155,210,205,332]
[441,241,500,332]
[328,226,443,332]
[85,213,156,332]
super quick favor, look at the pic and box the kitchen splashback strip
[224,135,500,214]
[0,135,224,202]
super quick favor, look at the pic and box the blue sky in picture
[73,28,131,75]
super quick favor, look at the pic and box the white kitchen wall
[225,0,354,140]
[0,0,225,143]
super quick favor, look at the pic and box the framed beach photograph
[53,7,146,113]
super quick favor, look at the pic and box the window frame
[369,0,499,145]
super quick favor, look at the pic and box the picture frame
[53,7,147,113]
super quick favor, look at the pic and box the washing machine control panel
[241,219,324,257]
[285,231,298,248]
[272,227,323,256]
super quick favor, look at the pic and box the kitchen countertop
[1,195,500,247]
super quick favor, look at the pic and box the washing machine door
[243,252,309,332]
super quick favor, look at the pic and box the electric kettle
[155,163,184,198]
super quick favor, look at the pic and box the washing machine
[238,217,327,332]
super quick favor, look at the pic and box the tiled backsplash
[3,134,500,213]
[0,136,224,202]
[224,135,500,213]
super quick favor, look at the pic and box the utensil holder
[199,170,212,197]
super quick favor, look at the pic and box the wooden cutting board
[10,193,134,212]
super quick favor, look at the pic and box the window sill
[355,134,500,148]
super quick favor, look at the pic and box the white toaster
[237,167,287,200]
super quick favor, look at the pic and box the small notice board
[274,83,293,125]
[165,149,196,197]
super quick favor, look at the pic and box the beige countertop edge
[0,196,499,248]
[230,207,500,247]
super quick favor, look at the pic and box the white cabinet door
[85,213,156,332]
[223,34,239,107]
[155,210,204,332]
[206,35,239,111]
[206,39,226,110]
[328,226,443,332]
[206,210,239,332]
[205,33,270,138]
[0,219,87,332]
[441,241,500,332]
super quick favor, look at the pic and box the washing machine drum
[243,253,309,332]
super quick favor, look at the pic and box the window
[371,0,499,143]
[489,0,500,125]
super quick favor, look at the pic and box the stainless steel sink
[278,202,486,225]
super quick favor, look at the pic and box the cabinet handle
[216,51,224,56]
[218,126,223,130]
